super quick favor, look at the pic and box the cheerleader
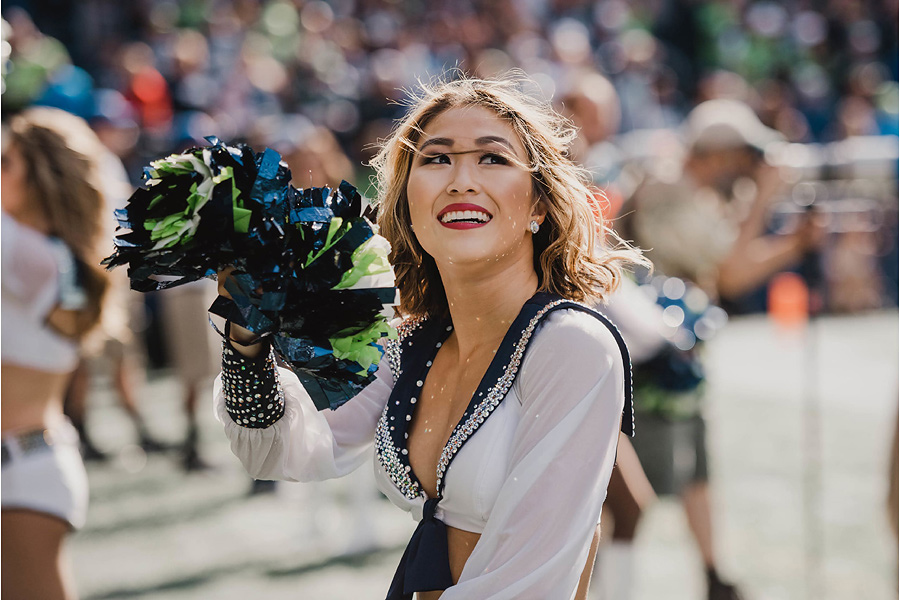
[217,75,645,599]
[2,108,110,600]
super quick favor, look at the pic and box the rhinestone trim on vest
[385,316,426,385]
[375,402,421,499]
[377,315,428,499]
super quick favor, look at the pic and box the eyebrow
[418,135,516,153]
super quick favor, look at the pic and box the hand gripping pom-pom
[103,137,397,410]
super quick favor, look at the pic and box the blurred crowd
[2,0,897,185]
[3,0,897,314]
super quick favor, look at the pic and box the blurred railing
[767,136,898,311]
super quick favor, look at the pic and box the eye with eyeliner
[418,151,510,166]
[480,152,509,165]
[420,153,450,165]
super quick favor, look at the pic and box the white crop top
[214,304,627,599]
[1,213,81,372]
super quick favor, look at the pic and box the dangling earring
[529,220,540,234]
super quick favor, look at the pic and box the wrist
[225,322,267,359]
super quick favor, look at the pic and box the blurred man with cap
[619,98,824,600]
[685,98,784,154]
[629,98,823,303]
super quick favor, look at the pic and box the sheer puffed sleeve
[442,309,625,600]
[213,346,393,482]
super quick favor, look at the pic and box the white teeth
[439,210,491,223]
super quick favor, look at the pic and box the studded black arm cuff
[221,337,285,429]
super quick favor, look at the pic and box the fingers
[797,212,828,250]
[217,266,236,300]
[217,267,266,299]
[754,162,785,202]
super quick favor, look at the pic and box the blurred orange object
[768,272,809,328]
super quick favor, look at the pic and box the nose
[446,159,481,195]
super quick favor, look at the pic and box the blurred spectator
[157,280,221,472]
[91,88,143,182]
[117,41,173,141]
[63,115,168,463]
[617,99,827,600]
[1,107,110,600]
[626,99,824,304]
[562,73,747,600]
[2,8,71,112]
[249,113,357,188]
[560,69,626,216]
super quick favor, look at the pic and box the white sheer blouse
[214,308,625,599]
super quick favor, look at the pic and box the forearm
[221,338,285,428]
[717,234,806,300]
[736,185,779,246]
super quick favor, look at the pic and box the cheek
[503,179,537,226]
[404,184,444,258]
[406,170,437,225]
[0,170,25,212]
[406,174,421,207]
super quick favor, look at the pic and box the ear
[531,195,548,225]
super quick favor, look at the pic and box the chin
[431,241,527,270]
[430,249,490,268]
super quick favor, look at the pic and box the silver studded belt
[1,429,54,465]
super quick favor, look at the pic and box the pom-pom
[104,137,396,410]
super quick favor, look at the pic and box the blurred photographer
[619,99,826,600]
[627,99,826,307]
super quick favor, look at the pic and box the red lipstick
[437,203,493,230]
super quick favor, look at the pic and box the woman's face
[0,143,30,218]
[406,105,545,271]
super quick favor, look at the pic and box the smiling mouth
[439,210,492,224]
[437,203,493,228]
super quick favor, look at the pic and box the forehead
[420,105,525,152]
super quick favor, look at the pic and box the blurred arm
[717,165,822,300]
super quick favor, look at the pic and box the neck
[436,252,539,356]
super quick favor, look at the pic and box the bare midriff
[416,524,600,600]
[1,363,70,434]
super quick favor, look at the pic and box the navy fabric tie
[386,497,454,599]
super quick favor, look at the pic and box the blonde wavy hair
[371,73,645,318]
[7,107,110,337]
